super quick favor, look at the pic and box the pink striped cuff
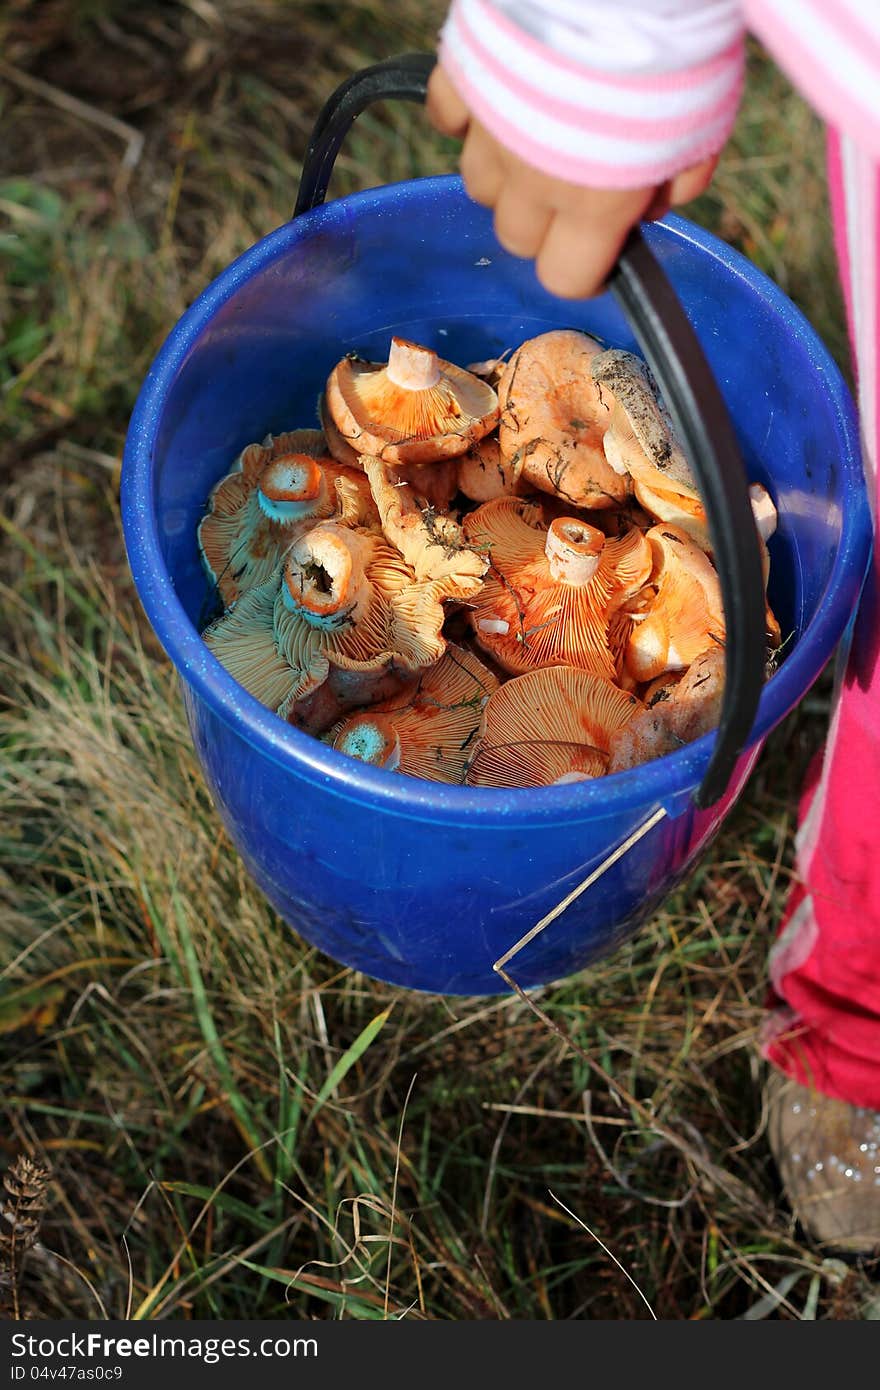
[438,0,745,189]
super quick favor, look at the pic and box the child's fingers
[642,181,673,221]
[426,65,470,138]
[535,208,638,300]
[492,186,554,260]
[459,125,506,208]
[669,154,719,206]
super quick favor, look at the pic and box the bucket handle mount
[293,53,767,813]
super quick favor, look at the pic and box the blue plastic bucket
[121,63,871,995]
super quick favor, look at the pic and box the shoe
[765,1070,880,1253]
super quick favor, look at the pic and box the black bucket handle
[293,53,767,810]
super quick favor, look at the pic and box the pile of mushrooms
[198,330,780,788]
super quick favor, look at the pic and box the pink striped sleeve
[438,0,746,189]
[743,1,880,161]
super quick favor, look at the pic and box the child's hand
[427,64,717,300]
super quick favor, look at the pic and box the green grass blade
[239,1259,387,1319]
[310,1007,392,1121]
[172,890,271,1180]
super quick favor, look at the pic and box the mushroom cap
[386,570,484,673]
[320,396,363,468]
[592,503,655,537]
[629,476,711,553]
[466,666,642,788]
[364,457,487,589]
[329,643,499,783]
[641,672,682,705]
[591,349,698,496]
[497,330,627,508]
[467,741,608,789]
[321,391,459,509]
[627,478,778,563]
[625,524,726,682]
[665,646,726,744]
[609,647,726,772]
[457,435,525,503]
[197,429,377,606]
[202,579,302,716]
[462,496,652,678]
[287,664,411,738]
[324,337,499,467]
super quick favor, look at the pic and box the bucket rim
[121,175,872,824]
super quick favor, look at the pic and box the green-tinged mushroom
[203,521,475,718]
[329,644,499,783]
[197,429,378,607]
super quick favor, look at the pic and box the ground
[1,0,876,1320]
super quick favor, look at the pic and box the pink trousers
[761,131,880,1108]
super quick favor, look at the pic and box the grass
[1,2,876,1320]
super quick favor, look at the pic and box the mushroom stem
[386,337,441,392]
[256,454,326,521]
[749,483,778,541]
[603,431,631,477]
[282,526,368,628]
[544,517,604,586]
[334,715,402,771]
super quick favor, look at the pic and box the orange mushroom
[625,524,726,683]
[609,648,726,772]
[329,644,499,783]
[364,457,487,589]
[461,497,653,679]
[456,435,525,503]
[324,337,499,468]
[197,429,376,606]
[277,524,465,701]
[466,667,643,788]
[594,350,781,559]
[590,348,712,549]
[496,330,627,508]
[592,502,655,538]
[466,352,511,388]
[320,392,459,509]
[640,671,682,705]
